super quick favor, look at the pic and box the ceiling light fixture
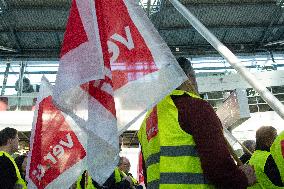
[0,46,17,52]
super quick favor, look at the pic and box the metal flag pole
[169,0,284,120]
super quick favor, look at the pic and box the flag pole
[169,0,284,120]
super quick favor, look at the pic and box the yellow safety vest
[249,150,284,189]
[129,174,139,186]
[114,167,122,183]
[138,90,214,189]
[115,167,139,186]
[76,172,97,189]
[271,131,284,184]
[0,151,27,189]
[76,175,83,189]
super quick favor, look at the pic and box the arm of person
[264,155,284,187]
[175,95,249,189]
[0,155,18,189]
[190,99,248,189]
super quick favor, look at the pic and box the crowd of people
[0,57,284,189]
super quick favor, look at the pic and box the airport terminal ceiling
[0,0,283,58]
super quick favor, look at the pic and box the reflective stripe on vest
[146,145,198,168]
[138,90,213,189]
[249,150,284,189]
[271,131,284,184]
[0,151,27,189]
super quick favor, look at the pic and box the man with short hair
[0,127,26,189]
[118,157,131,175]
[138,57,256,189]
[249,126,283,188]
[117,157,143,189]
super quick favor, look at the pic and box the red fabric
[138,150,145,184]
[95,0,158,90]
[281,140,284,158]
[81,80,116,117]
[146,106,158,141]
[60,0,88,57]
[29,96,86,189]
[172,94,248,189]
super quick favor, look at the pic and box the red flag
[27,77,87,189]
[54,0,187,184]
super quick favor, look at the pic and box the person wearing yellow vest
[0,127,27,189]
[103,137,138,189]
[117,157,143,189]
[249,126,284,188]
[138,57,256,189]
[271,130,284,185]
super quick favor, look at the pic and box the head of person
[15,154,28,179]
[0,127,19,154]
[118,156,131,174]
[176,57,199,95]
[255,126,277,151]
[242,140,256,154]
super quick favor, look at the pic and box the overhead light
[175,47,180,52]
[0,46,17,52]
[264,40,284,46]
[276,0,284,7]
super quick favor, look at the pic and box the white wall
[0,111,34,131]
[232,111,284,142]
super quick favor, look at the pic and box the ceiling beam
[0,28,66,32]
[157,24,284,31]
[0,24,282,34]
[0,48,60,59]
[163,1,275,7]
[7,4,71,10]
[0,42,283,59]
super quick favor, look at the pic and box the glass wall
[0,53,284,111]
